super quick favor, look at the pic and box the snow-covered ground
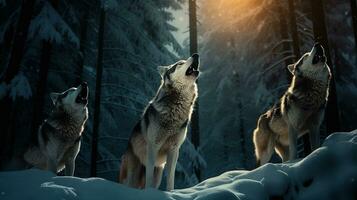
[1,130,357,200]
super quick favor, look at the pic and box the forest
[1,0,357,199]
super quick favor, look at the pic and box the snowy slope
[1,130,357,200]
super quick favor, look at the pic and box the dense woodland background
[0,0,356,189]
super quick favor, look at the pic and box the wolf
[119,54,200,191]
[253,43,331,166]
[24,82,89,176]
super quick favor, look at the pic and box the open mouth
[75,82,88,105]
[312,43,326,65]
[185,53,200,77]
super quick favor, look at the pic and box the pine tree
[0,0,36,163]
[0,0,36,84]
[31,0,60,144]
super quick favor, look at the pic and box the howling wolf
[119,54,200,191]
[253,43,331,166]
[24,82,89,175]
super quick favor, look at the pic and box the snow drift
[1,130,357,200]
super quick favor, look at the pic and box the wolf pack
[23,43,331,191]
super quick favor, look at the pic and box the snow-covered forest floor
[1,130,357,200]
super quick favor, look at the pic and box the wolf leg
[65,160,75,176]
[166,148,179,191]
[131,163,145,188]
[46,157,57,174]
[45,145,58,174]
[257,139,274,166]
[288,124,298,160]
[125,151,142,188]
[126,164,135,186]
[145,143,158,188]
[308,110,323,152]
[275,142,289,162]
[119,155,128,183]
[64,142,80,176]
[154,166,164,188]
[253,115,275,166]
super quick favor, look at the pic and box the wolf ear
[287,64,295,75]
[157,66,169,77]
[50,92,60,105]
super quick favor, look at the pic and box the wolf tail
[253,112,275,167]
[118,151,147,188]
[119,154,128,183]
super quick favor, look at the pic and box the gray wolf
[24,82,89,175]
[119,54,200,190]
[253,43,331,166]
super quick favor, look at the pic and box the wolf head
[158,54,200,89]
[288,43,331,82]
[50,82,89,123]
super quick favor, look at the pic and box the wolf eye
[59,91,69,98]
[60,88,75,98]
[167,65,177,74]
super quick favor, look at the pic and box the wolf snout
[314,42,321,48]
[314,43,324,55]
[80,81,87,88]
[186,53,200,77]
[312,43,326,64]
[76,82,88,104]
[191,53,199,59]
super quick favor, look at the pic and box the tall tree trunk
[288,0,301,59]
[310,0,340,136]
[276,0,294,86]
[189,0,200,181]
[31,0,59,145]
[277,1,293,70]
[76,11,89,85]
[0,0,36,165]
[350,0,357,49]
[90,7,105,177]
[238,95,247,169]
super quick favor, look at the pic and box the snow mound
[1,130,357,200]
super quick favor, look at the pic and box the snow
[1,130,357,200]
[28,2,79,46]
[8,73,32,101]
